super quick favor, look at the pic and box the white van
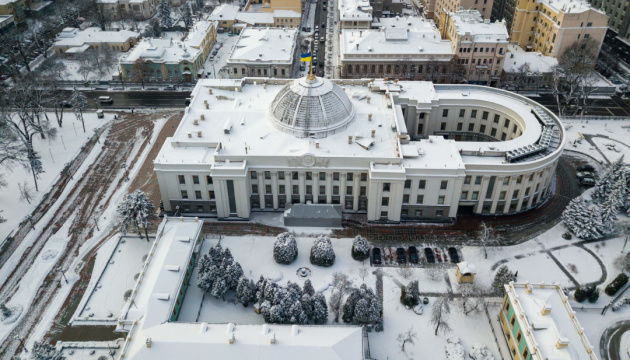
[99,96,113,103]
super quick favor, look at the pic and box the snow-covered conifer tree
[311,293,328,324]
[157,0,173,28]
[236,277,257,306]
[593,156,625,201]
[310,235,335,267]
[273,232,298,264]
[302,279,315,296]
[117,189,157,241]
[400,280,420,307]
[31,341,65,360]
[343,284,380,324]
[225,258,244,289]
[491,265,515,296]
[180,4,193,28]
[351,235,370,261]
[562,196,605,239]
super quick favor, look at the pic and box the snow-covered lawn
[71,235,152,325]
[562,118,630,163]
[0,112,111,242]
[60,57,122,82]
[553,246,602,284]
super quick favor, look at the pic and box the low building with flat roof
[0,14,14,34]
[500,282,598,360]
[227,27,297,78]
[54,27,140,55]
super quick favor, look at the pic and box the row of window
[233,67,287,76]
[178,175,213,185]
[504,301,530,359]
[180,190,215,200]
[401,208,445,218]
[403,179,447,190]
[458,47,505,55]
[251,171,369,182]
[253,184,368,196]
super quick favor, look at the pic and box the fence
[483,301,512,360]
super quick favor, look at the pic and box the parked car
[98,96,113,103]
[424,247,435,263]
[185,97,191,106]
[408,246,419,264]
[396,247,407,264]
[579,177,596,186]
[576,171,595,179]
[60,100,72,108]
[372,248,382,265]
[448,247,460,263]
[164,85,176,90]
[577,164,595,172]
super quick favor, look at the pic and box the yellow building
[455,262,476,283]
[262,0,302,13]
[509,0,608,58]
[434,0,494,27]
[53,27,140,55]
[0,0,26,23]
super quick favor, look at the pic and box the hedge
[605,273,629,297]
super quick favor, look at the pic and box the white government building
[154,75,564,222]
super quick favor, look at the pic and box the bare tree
[426,56,441,83]
[77,52,95,83]
[397,264,413,279]
[328,272,353,322]
[397,325,418,353]
[431,294,452,335]
[132,58,150,88]
[426,267,444,281]
[444,55,466,84]
[71,88,88,133]
[18,180,34,204]
[459,283,486,315]
[478,221,501,259]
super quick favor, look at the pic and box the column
[285,172,291,204]
[340,173,347,208]
[313,173,319,204]
[353,172,360,211]
[299,172,306,204]
[272,172,279,209]
[257,171,265,209]
[475,176,489,213]
[326,173,333,204]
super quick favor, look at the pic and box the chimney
[262,324,269,334]
[268,332,276,344]
[200,114,205,120]
[291,325,299,336]
[197,131,202,137]
[204,100,209,109]
[193,119,199,125]
[356,43,359,50]
[208,88,213,94]
[315,142,320,149]
[371,130,376,138]
[541,303,552,316]
[199,323,208,333]
[348,136,353,144]
[556,337,570,349]
[188,133,192,138]
[228,332,235,344]
[367,96,371,104]
[368,114,372,121]
[146,338,152,348]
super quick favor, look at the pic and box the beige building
[0,0,25,23]
[97,0,182,20]
[587,0,630,40]
[502,44,558,91]
[262,0,302,13]
[53,27,140,55]
[338,0,373,29]
[424,0,493,25]
[441,10,509,86]
[510,0,608,58]
[340,17,456,81]
[209,4,301,33]
[227,27,297,78]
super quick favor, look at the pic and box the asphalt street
[600,320,630,360]
[77,90,191,109]
[529,94,630,117]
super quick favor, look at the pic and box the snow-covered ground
[0,112,111,243]
[71,235,153,326]
[202,33,241,79]
[562,118,630,164]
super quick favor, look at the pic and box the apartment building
[491,0,517,30]
[587,0,630,39]
[209,4,301,33]
[441,10,509,86]
[0,0,25,23]
[510,0,608,57]
[425,0,494,25]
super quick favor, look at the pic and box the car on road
[409,246,419,264]
[576,171,595,179]
[60,101,72,108]
[185,97,191,106]
[372,248,382,264]
[448,247,460,263]
[98,96,113,104]
[577,164,595,172]
[397,247,407,263]
[579,177,596,186]
[424,247,435,263]
[164,85,176,90]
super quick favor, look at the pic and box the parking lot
[371,245,463,267]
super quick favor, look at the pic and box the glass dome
[269,76,355,138]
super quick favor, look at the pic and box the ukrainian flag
[300,52,312,62]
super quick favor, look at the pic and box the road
[525,94,630,117]
[601,320,630,360]
[83,90,191,109]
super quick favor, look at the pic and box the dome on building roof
[269,76,356,138]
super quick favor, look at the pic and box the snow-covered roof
[227,27,297,64]
[54,27,139,47]
[539,0,600,14]
[341,20,454,59]
[185,20,217,49]
[273,9,301,18]
[65,44,91,53]
[447,10,509,43]
[339,0,373,21]
[456,261,476,274]
[209,4,240,21]
[116,217,364,360]
[235,11,274,25]
[503,44,558,73]
[506,282,598,360]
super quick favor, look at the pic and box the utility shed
[284,204,342,227]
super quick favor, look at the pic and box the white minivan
[99,96,113,103]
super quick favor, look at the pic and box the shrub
[605,273,629,296]
[587,286,600,303]
[273,232,298,265]
[574,288,588,303]
[400,280,420,307]
[310,235,335,267]
[351,235,370,261]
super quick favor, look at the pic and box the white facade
[154,76,564,222]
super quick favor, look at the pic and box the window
[442,109,449,117]
[382,197,389,206]
[517,175,523,184]
[279,185,285,194]
[504,119,510,129]
[516,332,522,343]
[525,187,530,196]
[209,191,215,199]
[279,172,285,180]
[319,185,326,194]
[292,172,299,180]
[380,211,388,217]
[178,175,186,184]
[471,110,477,118]
[383,183,391,192]
[333,172,340,181]
[404,180,411,189]
[333,186,339,195]
[361,173,367,181]
[196,205,204,212]
[461,191,468,200]
[513,124,518,133]
[419,180,426,189]
[480,125,486,133]
[319,172,326,181]
[347,173,354,181]
[251,171,257,179]
[510,315,516,326]
[265,171,271,179]
[206,175,213,184]
[403,194,409,203]
[252,184,258,194]
[482,111,489,120]
[464,176,471,185]
[181,190,188,199]
[293,185,299,194]
[360,186,366,196]
[513,190,519,198]
[192,175,200,184]
[587,22,592,27]
[438,195,445,204]
[440,122,447,130]
[472,191,479,200]
[440,180,448,190]
[504,301,510,312]
[459,109,466,117]
[417,195,424,204]
[306,172,312,180]
[306,185,312,195]
[415,209,423,217]
[475,176,482,185]
[503,177,510,185]
[491,128,497,137]
[436,210,444,217]
[522,348,529,358]
[266,185,272,194]
[468,123,474,131]
[493,114,500,124]
[457,123,463,131]
[194,190,202,199]
[346,186,353,195]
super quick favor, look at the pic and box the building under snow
[209,4,301,34]
[115,217,364,360]
[500,282,598,360]
[54,27,140,56]
[154,75,564,222]
[227,27,298,78]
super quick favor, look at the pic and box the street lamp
[25,215,35,230]
[92,216,100,231]
[58,268,68,284]
[14,336,28,353]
